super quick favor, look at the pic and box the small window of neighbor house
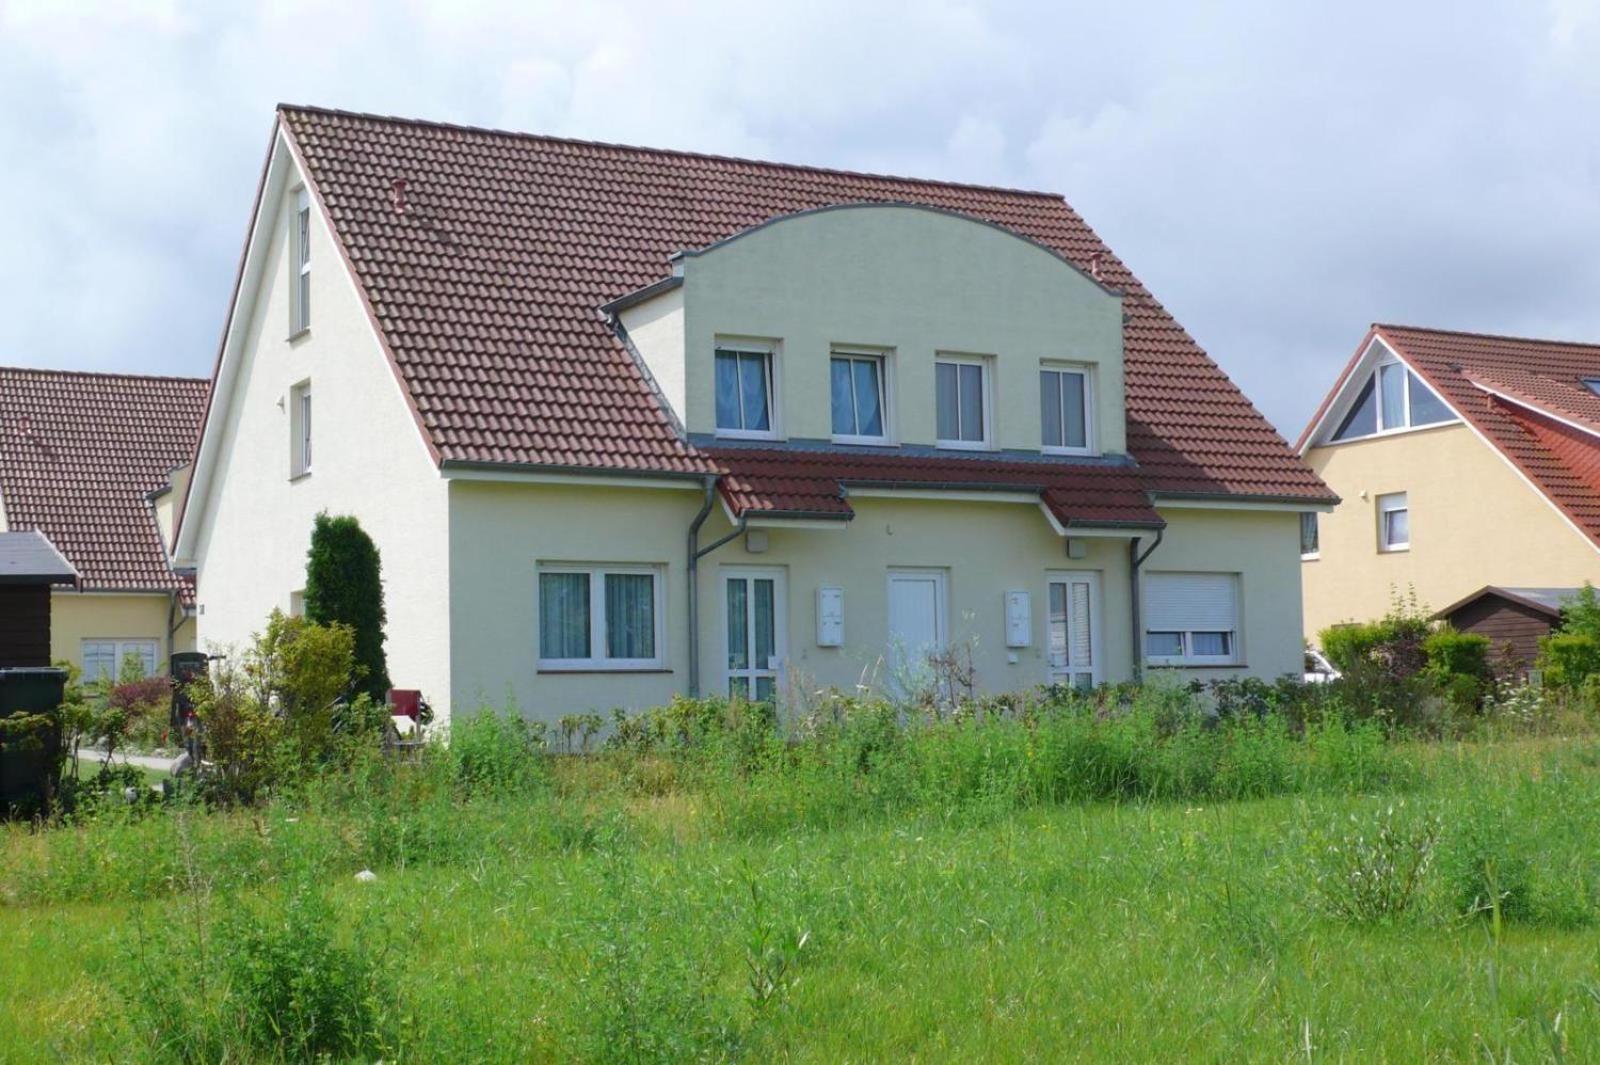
[291,186,311,335]
[290,380,312,478]
[1377,491,1409,552]
[1300,512,1319,559]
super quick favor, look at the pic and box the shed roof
[0,530,79,586]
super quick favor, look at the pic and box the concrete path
[74,748,181,774]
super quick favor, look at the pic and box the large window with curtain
[1142,572,1241,666]
[538,564,664,669]
[830,349,888,443]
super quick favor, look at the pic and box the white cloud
[2,0,1598,436]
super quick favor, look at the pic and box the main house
[1298,325,1600,642]
[0,366,209,680]
[173,105,1333,725]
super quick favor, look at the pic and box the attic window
[1583,379,1600,397]
[1331,358,1452,441]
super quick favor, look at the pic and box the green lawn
[4,734,1600,1061]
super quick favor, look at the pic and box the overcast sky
[3,1,1598,438]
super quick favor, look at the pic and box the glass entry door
[1048,571,1101,690]
[723,568,786,702]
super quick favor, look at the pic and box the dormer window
[1332,356,1451,441]
[1041,362,1094,454]
[830,348,888,443]
[936,354,991,449]
[714,340,777,438]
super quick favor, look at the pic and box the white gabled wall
[187,140,452,719]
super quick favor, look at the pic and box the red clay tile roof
[278,105,1329,509]
[711,446,1162,527]
[0,367,208,597]
[1327,325,1600,547]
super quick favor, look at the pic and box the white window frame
[289,379,312,479]
[81,638,160,683]
[1142,572,1242,667]
[829,346,893,445]
[290,185,311,336]
[537,563,666,671]
[713,338,780,440]
[1047,570,1103,688]
[1377,491,1409,552]
[935,353,993,450]
[1040,360,1096,456]
[1300,512,1320,561]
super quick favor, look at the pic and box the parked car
[1304,648,1340,684]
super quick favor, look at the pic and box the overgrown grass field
[6,692,1600,1061]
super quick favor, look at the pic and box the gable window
[290,186,311,335]
[1143,573,1240,666]
[538,564,664,670]
[830,350,888,443]
[714,341,776,438]
[1377,492,1409,551]
[936,355,990,448]
[82,638,159,683]
[1300,512,1320,559]
[1041,363,1093,453]
[290,380,312,478]
[1332,357,1452,441]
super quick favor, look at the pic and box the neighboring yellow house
[173,106,1334,727]
[1298,324,1600,642]
[0,367,209,680]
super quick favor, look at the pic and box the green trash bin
[0,667,67,817]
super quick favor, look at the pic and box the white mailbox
[1004,590,1031,648]
[816,586,844,647]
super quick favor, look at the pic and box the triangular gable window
[1331,357,1453,441]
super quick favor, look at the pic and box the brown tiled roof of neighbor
[0,367,209,597]
[277,105,1331,513]
[1320,325,1600,548]
[711,446,1163,527]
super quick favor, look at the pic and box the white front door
[1048,571,1102,690]
[722,568,786,702]
[886,569,948,687]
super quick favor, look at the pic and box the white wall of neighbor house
[447,478,1302,723]
[622,204,1127,455]
[187,146,452,717]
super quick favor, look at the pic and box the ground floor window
[537,564,664,669]
[82,638,159,683]
[1143,572,1241,666]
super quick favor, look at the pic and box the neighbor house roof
[0,367,209,596]
[1303,324,1600,549]
[0,530,79,586]
[272,105,1330,519]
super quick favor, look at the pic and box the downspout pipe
[685,476,748,697]
[1128,527,1165,683]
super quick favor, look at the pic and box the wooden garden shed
[1433,586,1583,675]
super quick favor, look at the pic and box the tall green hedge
[304,513,391,701]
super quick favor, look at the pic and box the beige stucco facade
[1302,421,1600,639]
[47,591,194,675]
[448,481,1305,719]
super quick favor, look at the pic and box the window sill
[1300,553,1320,562]
[935,440,992,452]
[1379,546,1410,554]
[288,328,311,345]
[1042,446,1098,458]
[289,471,312,483]
[538,667,673,675]
[715,430,780,442]
[831,435,894,447]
